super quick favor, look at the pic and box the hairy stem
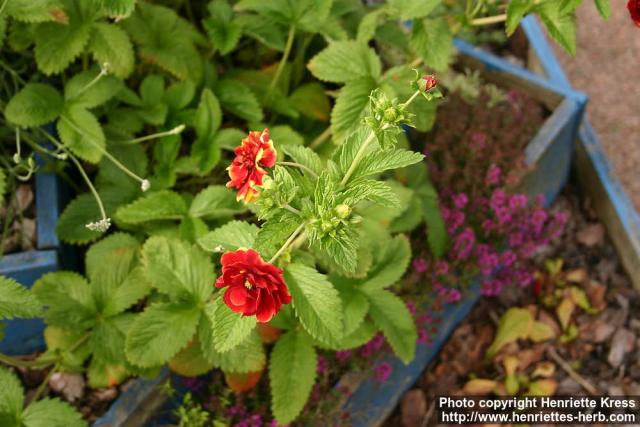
[117,125,186,144]
[0,353,58,369]
[278,161,318,178]
[283,204,302,216]
[267,25,296,100]
[268,221,307,264]
[470,13,507,26]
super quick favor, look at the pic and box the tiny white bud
[56,152,68,160]
[214,245,225,253]
[85,218,111,233]
[141,179,151,192]
[13,153,20,164]
[100,62,111,75]
[170,124,186,135]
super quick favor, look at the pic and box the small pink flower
[374,362,393,383]
[452,192,469,209]
[412,257,428,274]
[486,164,502,185]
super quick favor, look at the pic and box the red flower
[215,249,291,323]
[226,129,277,203]
[629,0,640,27]
[420,75,437,92]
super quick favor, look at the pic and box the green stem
[470,13,507,26]
[69,66,107,101]
[266,25,296,100]
[278,161,318,178]
[116,125,186,145]
[283,204,301,216]
[403,90,422,108]
[339,130,378,187]
[67,148,108,221]
[309,127,332,149]
[28,365,57,404]
[268,221,307,264]
[0,353,58,369]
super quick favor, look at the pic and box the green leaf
[269,331,316,425]
[0,275,41,320]
[55,193,107,244]
[410,17,454,72]
[142,236,214,302]
[486,308,534,358]
[57,106,106,164]
[253,213,300,259]
[191,89,222,173]
[308,41,381,83]
[33,272,96,329]
[506,0,533,35]
[417,179,448,258]
[339,286,369,336]
[116,191,187,224]
[125,302,201,367]
[88,22,135,78]
[0,168,5,200]
[288,83,331,122]
[330,77,378,143]
[189,185,244,219]
[34,1,96,75]
[207,331,265,373]
[0,367,24,425]
[22,398,86,427]
[235,0,332,33]
[340,178,400,208]
[214,79,263,123]
[357,9,385,43]
[351,149,424,182]
[212,299,257,353]
[85,232,139,285]
[282,145,323,176]
[5,0,65,23]
[204,0,242,55]
[102,267,151,317]
[594,0,611,19]
[537,2,577,55]
[168,338,215,377]
[236,14,285,51]
[388,0,441,20]
[122,2,203,81]
[284,263,343,345]
[5,83,64,127]
[361,235,410,291]
[90,314,131,364]
[365,289,416,363]
[101,0,137,18]
[336,319,377,349]
[64,69,123,109]
[198,221,258,252]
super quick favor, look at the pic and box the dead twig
[546,347,599,395]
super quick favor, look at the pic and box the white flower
[141,179,151,192]
[85,218,111,233]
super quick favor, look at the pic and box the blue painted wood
[35,167,61,250]
[520,16,571,87]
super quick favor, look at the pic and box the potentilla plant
[0,76,441,426]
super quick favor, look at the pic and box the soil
[384,184,640,427]
[549,2,640,212]
[0,181,37,255]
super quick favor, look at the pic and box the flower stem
[117,125,186,145]
[278,161,318,178]
[267,25,296,101]
[28,364,57,404]
[0,353,58,369]
[268,221,307,264]
[283,204,301,216]
[68,65,109,101]
[66,148,108,221]
[403,89,422,108]
[309,127,332,149]
[339,129,380,187]
[470,13,507,26]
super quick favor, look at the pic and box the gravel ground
[550,1,640,211]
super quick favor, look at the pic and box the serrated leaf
[189,185,244,219]
[125,302,201,368]
[58,106,106,164]
[122,2,203,81]
[191,89,222,173]
[64,69,123,109]
[208,331,265,373]
[284,263,343,344]
[142,236,213,302]
[116,191,187,224]
[203,0,242,55]
[22,398,86,427]
[101,0,136,17]
[85,232,139,285]
[5,0,65,23]
[339,286,369,336]
[198,221,258,252]
[594,0,611,19]
[236,0,332,32]
[0,367,24,424]
[288,83,331,121]
[90,314,132,364]
[214,79,263,122]
[365,289,417,363]
[236,14,285,51]
[506,0,533,35]
[340,178,400,208]
[55,193,107,244]
[388,0,440,20]
[308,41,381,83]
[103,267,151,317]
[5,83,63,127]
[410,17,454,72]
[269,331,316,425]
[351,149,424,183]
[335,319,377,349]
[34,0,96,74]
[33,272,97,329]
[537,2,577,55]
[253,212,300,259]
[212,299,257,353]
[168,338,215,377]
[0,275,41,320]
[357,9,385,43]
[416,179,448,258]
[88,22,135,78]
[282,145,323,176]
[330,78,378,143]
[361,235,410,291]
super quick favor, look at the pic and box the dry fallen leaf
[532,361,556,378]
[400,389,427,427]
[49,372,85,402]
[608,328,635,368]
[576,223,605,247]
[463,378,497,395]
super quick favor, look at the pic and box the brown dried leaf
[576,223,605,247]
[463,378,497,395]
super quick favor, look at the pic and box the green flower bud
[334,204,351,219]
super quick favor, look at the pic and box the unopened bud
[419,75,437,92]
[335,204,351,219]
[383,107,397,122]
[141,179,150,192]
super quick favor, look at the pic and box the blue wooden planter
[0,169,62,355]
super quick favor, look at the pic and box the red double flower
[215,249,291,323]
[629,0,640,27]
[226,129,277,203]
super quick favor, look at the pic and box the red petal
[228,286,248,306]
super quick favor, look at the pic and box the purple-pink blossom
[374,362,393,383]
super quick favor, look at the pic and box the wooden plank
[520,16,572,87]
[575,122,640,290]
[35,168,61,250]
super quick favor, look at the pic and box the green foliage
[0,276,42,320]
[198,221,258,252]
[5,83,64,128]
[537,2,577,56]
[410,17,454,72]
[308,41,381,83]
[269,331,316,425]
[211,299,257,353]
